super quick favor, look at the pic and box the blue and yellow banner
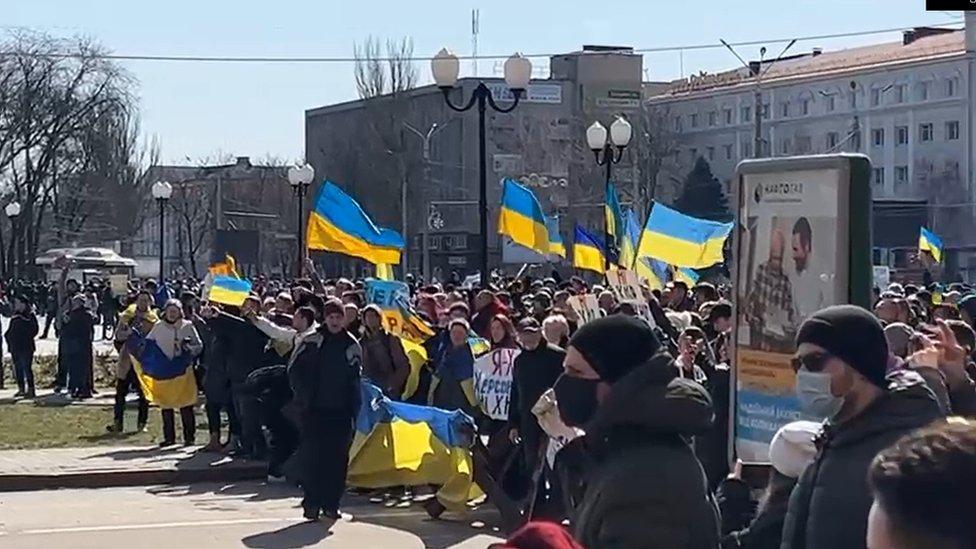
[573,225,606,273]
[605,183,625,262]
[638,203,733,269]
[545,215,566,259]
[209,275,251,306]
[919,226,943,263]
[364,279,435,344]
[497,179,550,255]
[121,306,197,410]
[348,382,481,511]
[307,181,404,265]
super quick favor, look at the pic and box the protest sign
[109,274,129,296]
[567,294,601,325]
[364,279,434,343]
[473,347,520,420]
[606,269,655,326]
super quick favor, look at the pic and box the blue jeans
[12,352,34,394]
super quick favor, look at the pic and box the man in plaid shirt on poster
[747,228,797,351]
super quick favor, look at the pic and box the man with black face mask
[540,315,720,548]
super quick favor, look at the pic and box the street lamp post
[151,181,173,284]
[287,164,315,277]
[431,49,531,285]
[587,117,632,271]
[5,202,21,279]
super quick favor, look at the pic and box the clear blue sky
[7,1,958,163]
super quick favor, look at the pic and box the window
[706,146,715,161]
[894,84,906,104]
[826,95,836,112]
[780,102,790,117]
[762,103,770,119]
[741,142,752,157]
[896,126,909,146]
[673,116,682,132]
[872,167,885,187]
[779,138,792,155]
[895,166,909,185]
[870,88,882,107]
[795,136,812,154]
[741,105,752,122]
[946,77,957,97]
[689,148,698,161]
[708,111,718,126]
[724,144,734,160]
[690,113,699,128]
[848,90,857,109]
[826,132,839,150]
[919,123,934,142]
[800,99,810,116]
[947,120,960,140]
[872,128,885,147]
[723,108,733,125]
[917,81,929,101]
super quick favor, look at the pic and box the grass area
[0,404,210,450]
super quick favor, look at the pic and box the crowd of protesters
[1,256,976,547]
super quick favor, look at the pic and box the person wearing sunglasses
[781,305,943,549]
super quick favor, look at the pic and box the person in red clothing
[490,521,583,549]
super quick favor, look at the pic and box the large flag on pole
[306,181,404,265]
[919,226,943,263]
[497,179,550,255]
[605,183,625,264]
[637,203,733,269]
[573,225,606,273]
[545,215,566,259]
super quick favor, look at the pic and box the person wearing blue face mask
[781,305,943,549]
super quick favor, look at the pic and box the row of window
[870,121,959,146]
[872,166,911,187]
[675,78,961,131]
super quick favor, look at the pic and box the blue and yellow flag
[620,208,641,269]
[675,266,700,287]
[573,225,606,273]
[209,254,239,278]
[364,279,435,344]
[122,306,198,410]
[545,215,566,259]
[919,226,943,263]
[605,183,625,263]
[348,382,481,511]
[307,181,404,265]
[497,179,550,255]
[209,275,251,307]
[638,203,734,269]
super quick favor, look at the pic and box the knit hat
[323,298,344,317]
[768,420,821,478]
[883,322,915,359]
[795,305,888,387]
[567,315,660,383]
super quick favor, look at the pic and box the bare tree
[633,103,680,220]
[169,179,213,277]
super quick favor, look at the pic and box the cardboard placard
[473,348,520,420]
[567,294,602,325]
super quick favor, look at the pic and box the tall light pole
[288,164,315,277]
[402,121,452,275]
[431,49,531,285]
[5,202,20,279]
[151,181,173,283]
[587,117,632,271]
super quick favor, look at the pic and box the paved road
[0,482,504,548]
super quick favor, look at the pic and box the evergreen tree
[673,157,732,222]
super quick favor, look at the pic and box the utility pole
[403,121,452,275]
[721,39,797,158]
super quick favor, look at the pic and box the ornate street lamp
[287,164,315,277]
[151,181,173,283]
[587,116,632,271]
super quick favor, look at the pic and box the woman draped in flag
[143,299,203,446]
[429,318,479,418]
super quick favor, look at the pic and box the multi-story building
[305,46,672,278]
[133,157,293,278]
[648,19,976,281]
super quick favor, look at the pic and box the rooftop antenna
[471,9,480,77]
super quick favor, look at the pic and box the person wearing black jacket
[62,294,96,399]
[5,296,38,398]
[204,297,271,459]
[288,298,362,521]
[508,317,565,511]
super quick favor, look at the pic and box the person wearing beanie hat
[545,315,719,548]
[782,306,942,549]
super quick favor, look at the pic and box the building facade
[648,22,976,281]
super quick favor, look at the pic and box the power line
[0,21,961,64]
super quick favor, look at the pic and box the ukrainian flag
[606,183,625,262]
[545,215,566,259]
[497,179,550,255]
[209,254,239,278]
[122,307,198,410]
[364,279,435,344]
[348,382,481,511]
[638,203,734,269]
[919,226,943,263]
[620,208,641,269]
[573,225,606,273]
[675,266,700,287]
[209,275,252,307]
[307,181,404,265]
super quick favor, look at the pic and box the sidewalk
[0,387,117,406]
[0,445,267,492]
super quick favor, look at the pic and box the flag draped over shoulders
[123,305,197,409]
